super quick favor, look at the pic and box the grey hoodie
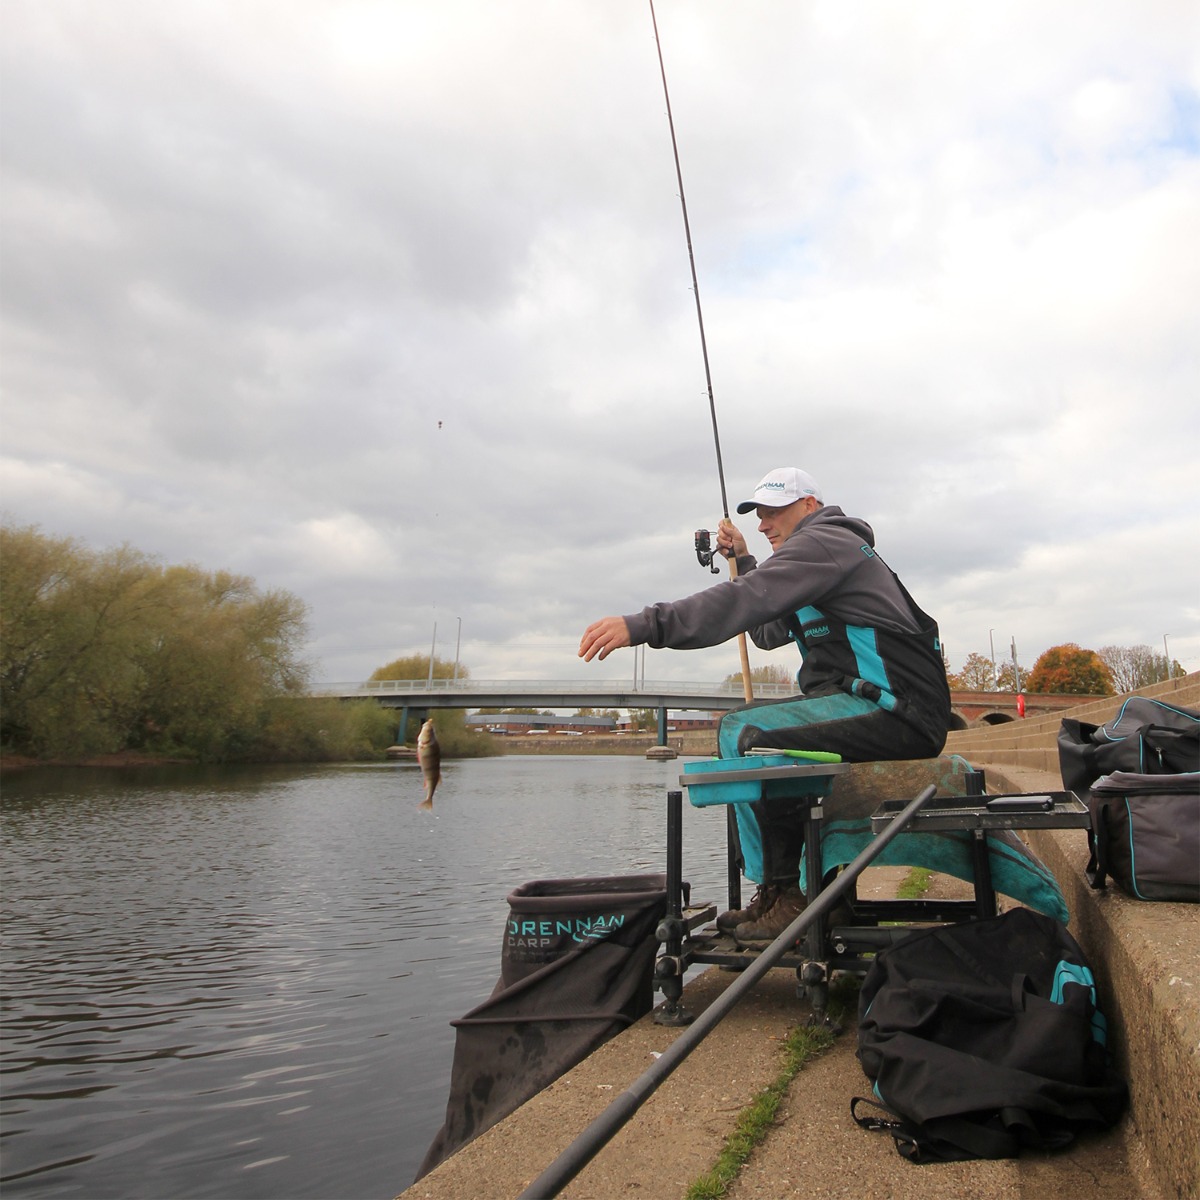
[624,505,951,736]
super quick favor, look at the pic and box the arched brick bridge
[948,689,1106,730]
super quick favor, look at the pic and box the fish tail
[419,777,438,809]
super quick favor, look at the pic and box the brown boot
[716,885,777,933]
[734,885,806,945]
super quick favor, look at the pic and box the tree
[1026,644,1114,696]
[369,654,468,683]
[366,654,495,754]
[250,697,398,762]
[1098,644,1185,693]
[0,523,311,759]
[993,662,1021,692]
[629,708,658,732]
[130,566,310,756]
[0,527,150,754]
[723,663,794,689]
[948,652,1000,691]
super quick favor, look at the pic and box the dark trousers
[717,692,944,886]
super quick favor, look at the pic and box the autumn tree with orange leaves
[1026,643,1115,696]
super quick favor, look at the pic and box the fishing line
[649,0,729,521]
[648,1,753,699]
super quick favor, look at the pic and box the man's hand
[579,617,631,662]
[717,518,748,560]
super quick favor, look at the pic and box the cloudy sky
[3,0,1198,690]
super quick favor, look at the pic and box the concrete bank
[402,679,1196,1200]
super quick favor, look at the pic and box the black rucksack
[854,908,1127,1163]
[1057,696,1199,796]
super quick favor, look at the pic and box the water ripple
[1,756,726,1198]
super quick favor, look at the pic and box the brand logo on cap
[736,467,822,513]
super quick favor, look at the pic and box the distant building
[614,710,720,733]
[467,713,617,735]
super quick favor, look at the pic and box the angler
[579,466,952,945]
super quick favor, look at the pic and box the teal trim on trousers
[718,692,879,884]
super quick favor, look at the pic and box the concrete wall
[946,671,1200,775]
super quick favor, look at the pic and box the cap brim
[737,497,795,514]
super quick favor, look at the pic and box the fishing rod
[648,0,754,702]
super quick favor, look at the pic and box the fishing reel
[694,529,720,574]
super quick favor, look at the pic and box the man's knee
[735,724,763,755]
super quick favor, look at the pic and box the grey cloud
[2,1,1197,685]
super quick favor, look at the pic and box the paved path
[401,851,1159,1200]
[401,961,1155,1199]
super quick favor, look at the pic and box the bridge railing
[310,679,797,699]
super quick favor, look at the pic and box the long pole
[649,0,753,703]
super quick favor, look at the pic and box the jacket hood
[789,504,875,548]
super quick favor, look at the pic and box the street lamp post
[989,629,997,687]
[1163,634,1171,682]
[427,622,437,687]
[454,617,462,684]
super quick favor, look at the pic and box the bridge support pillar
[399,705,409,746]
[656,707,668,746]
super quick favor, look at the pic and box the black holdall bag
[1057,696,1199,796]
[854,908,1127,1164]
[1086,771,1200,902]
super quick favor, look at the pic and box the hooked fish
[417,718,441,809]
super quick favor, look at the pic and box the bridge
[310,678,779,743]
[949,689,1106,725]
[309,681,782,744]
[310,680,1083,740]
[311,678,789,711]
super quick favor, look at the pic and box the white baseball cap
[735,467,823,514]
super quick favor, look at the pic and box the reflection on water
[0,756,725,1199]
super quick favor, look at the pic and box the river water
[0,755,727,1200]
